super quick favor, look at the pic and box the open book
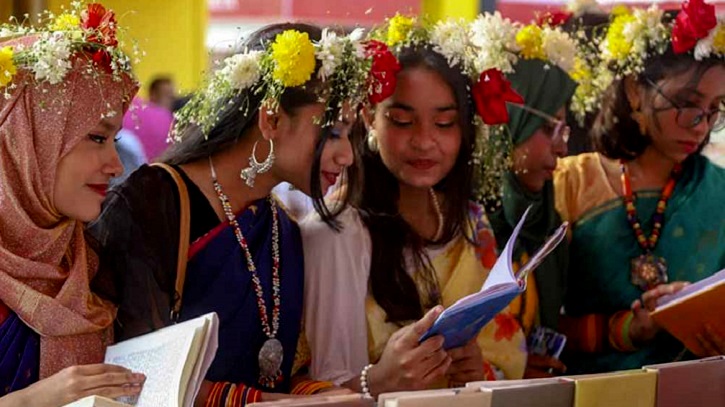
[651,268,725,355]
[63,313,219,407]
[420,207,568,349]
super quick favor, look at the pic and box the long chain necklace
[620,160,682,291]
[209,157,283,388]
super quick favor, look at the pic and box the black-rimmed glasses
[514,104,571,144]
[645,77,725,132]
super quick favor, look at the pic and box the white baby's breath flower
[566,0,598,16]
[469,12,520,72]
[31,32,73,84]
[316,28,344,81]
[430,19,470,69]
[348,27,365,42]
[220,51,262,90]
[542,27,576,73]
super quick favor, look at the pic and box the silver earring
[367,129,379,152]
[240,139,275,187]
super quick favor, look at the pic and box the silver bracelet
[360,363,374,399]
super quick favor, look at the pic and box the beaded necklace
[209,157,284,388]
[620,160,682,291]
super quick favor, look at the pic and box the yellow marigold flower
[713,25,725,54]
[0,46,17,88]
[270,30,316,87]
[611,5,630,17]
[604,13,636,61]
[51,13,80,31]
[516,25,545,60]
[570,57,592,83]
[387,14,414,46]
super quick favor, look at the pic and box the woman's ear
[258,105,280,141]
[624,76,642,112]
[361,105,375,131]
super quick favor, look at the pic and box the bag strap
[150,163,190,323]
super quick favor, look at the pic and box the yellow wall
[0,2,11,22]
[422,0,478,20]
[47,0,208,97]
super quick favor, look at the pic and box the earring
[367,129,378,152]
[240,139,275,187]
[631,109,648,136]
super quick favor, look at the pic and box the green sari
[556,153,725,373]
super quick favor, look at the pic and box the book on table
[63,312,219,407]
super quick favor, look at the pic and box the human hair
[160,23,358,227]
[148,76,173,96]
[358,45,477,323]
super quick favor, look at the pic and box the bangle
[360,364,374,399]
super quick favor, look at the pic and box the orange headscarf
[0,36,138,378]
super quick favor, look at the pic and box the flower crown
[0,1,137,103]
[172,27,375,140]
[571,0,725,120]
[370,14,536,204]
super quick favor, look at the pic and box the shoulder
[299,206,366,242]
[554,153,617,223]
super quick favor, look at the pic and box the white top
[301,208,372,385]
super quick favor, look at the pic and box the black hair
[593,49,724,160]
[148,76,173,96]
[160,23,358,227]
[358,45,477,323]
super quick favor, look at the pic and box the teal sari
[560,154,725,373]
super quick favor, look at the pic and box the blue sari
[180,197,304,392]
[0,304,39,396]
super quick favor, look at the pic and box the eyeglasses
[645,77,725,132]
[515,104,571,144]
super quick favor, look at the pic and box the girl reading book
[0,4,144,405]
[302,15,528,398]
[555,1,725,373]
[90,23,371,405]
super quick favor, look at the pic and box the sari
[91,165,304,392]
[555,153,725,373]
[303,202,527,385]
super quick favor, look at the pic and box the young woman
[90,23,369,405]
[555,2,725,373]
[487,57,575,378]
[302,17,527,398]
[0,5,144,405]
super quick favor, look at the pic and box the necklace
[209,157,283,388]
[620,161,682,291]
[429,188,444,241]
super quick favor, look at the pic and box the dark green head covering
[486,58,576,330]
[507,58,577,146]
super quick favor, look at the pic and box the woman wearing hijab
[0,4,144,405]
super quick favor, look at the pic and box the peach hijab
[0,36,138,378]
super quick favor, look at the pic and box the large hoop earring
[367,129,379,152]
[240,139,275,187]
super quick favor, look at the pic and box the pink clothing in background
[123,97,173,160]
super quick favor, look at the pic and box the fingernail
[132,373,146,382]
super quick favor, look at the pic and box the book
[378,387,485,407]
[63,312,219,407]
[473,378,575,407]
[420,207,568,349]
[644,356,725,407]
[248,394,374,406]
[651,268,725,356]
[564,370,657,407]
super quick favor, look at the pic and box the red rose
[471,69,524,125]
[81,3,118,47]
[672,0,717,54]
[364,40,401,104]
[537,10,573,27]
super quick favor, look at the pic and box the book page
[656,268,725,308]
[479,206,532,293]
[515,221,569,285]
[182,314,219,407]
